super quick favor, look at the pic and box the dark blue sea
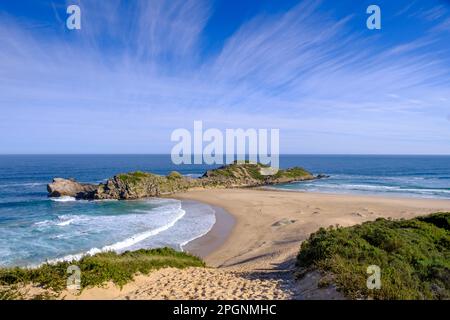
[0,155,449,267]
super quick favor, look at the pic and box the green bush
[296,213,450,299]
[274,167,310,179]
[167,171,183,180]
[117,171,152,184]
[0,247,204,293]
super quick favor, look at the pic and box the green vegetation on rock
[48,162,316,200]
[296,212,450,299]
[117,171,152,184]
[0,247,205,294]
[274,166,310,179]
[203,162,313,183]
[205,162,263,180]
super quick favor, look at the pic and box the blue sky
[0,0,450,154]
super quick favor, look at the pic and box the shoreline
[182,201,235,259]
[257,186,450,201]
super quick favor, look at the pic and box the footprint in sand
[351,212,364,217]
[272,218,297,227]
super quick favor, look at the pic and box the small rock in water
[47,178,97,198]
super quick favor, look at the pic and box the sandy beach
[55,189,450,300]
[177,189,450,268]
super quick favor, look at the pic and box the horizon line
[1,153,450,156]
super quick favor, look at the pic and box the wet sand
[183,202,235,259]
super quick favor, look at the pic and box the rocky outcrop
[47,162,319,200]
[47,178,98,198]
[94,171,200,200]
[201,163,315,187]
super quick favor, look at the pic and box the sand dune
[60,267,296,300]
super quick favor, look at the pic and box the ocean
[0,154,449,267]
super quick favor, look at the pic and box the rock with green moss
[95,171,198,200]
[47,162,316,200]
[202,162,315,187]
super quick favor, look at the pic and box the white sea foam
[56,219,76,226]
[319,183,450,194]
[34,215,83,228]
[50,196,76,202]
[0,182,46,188]
[101,208,185,252]
[272,181,450,198]
[34,220,50,227]
[180,206,216,251]
[44,205,186,265]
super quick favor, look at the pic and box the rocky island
[47,162,320,200]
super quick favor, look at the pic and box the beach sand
[58,189,450,300]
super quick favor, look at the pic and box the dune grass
[0,247,205,296]
[296,212,450,299]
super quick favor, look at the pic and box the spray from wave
[50,196,76,202]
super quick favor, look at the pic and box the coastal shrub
[167,171,183,180]
[0,247,205,294]
[275,167,310,179]
[245,165,265,180]
[0,286,22,300]
[296,212,450,299]
[117,171,152,184]
[206,164,238,178]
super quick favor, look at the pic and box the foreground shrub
[296,213,450,299]
[0,247,204,293]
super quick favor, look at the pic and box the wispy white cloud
[414,5,447,21]
[0,0,449,154]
